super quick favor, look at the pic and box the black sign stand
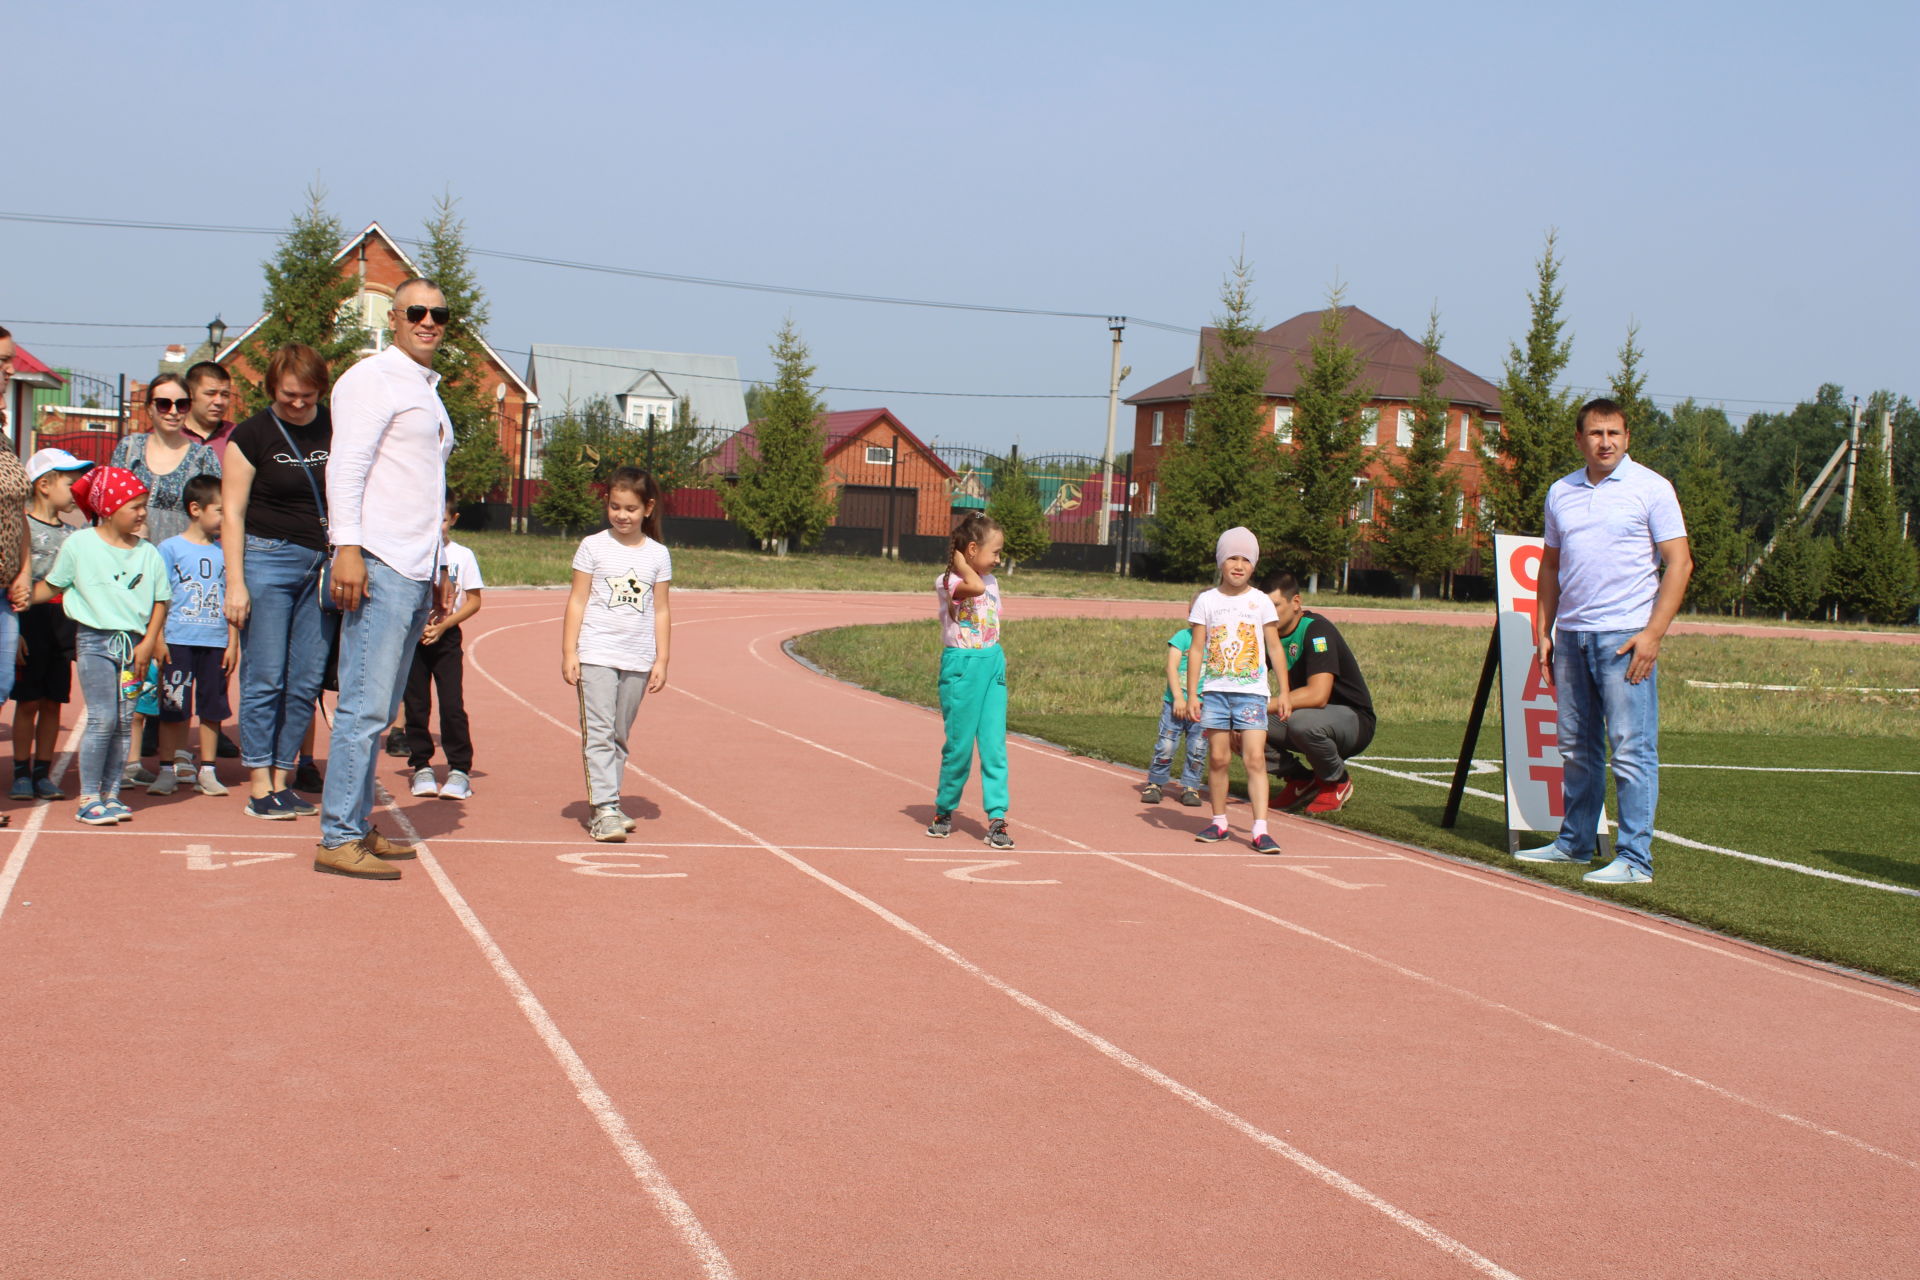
[1442,627,1501,831]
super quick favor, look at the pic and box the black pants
[403,625,472,772]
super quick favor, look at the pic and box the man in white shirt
[1516,398,1691,886]
[314,278,455,880]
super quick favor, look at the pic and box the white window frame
[1151,410,1164,447]
[1273,405,1293,443]
[1183,409,1194,444]
[1147,481,1158,516]
[1458,412,1473,451]
[1351,476,1375,524]
[1360,409,1379,446]
[1396,408,1415,448]
[864,444,894,466]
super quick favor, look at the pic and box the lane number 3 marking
[906,858,1061,885]
[558,852,688,879]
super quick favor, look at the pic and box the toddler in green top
[34,466,171,824]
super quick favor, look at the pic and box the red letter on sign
[1524,708,1557,759]
[1511,545,1541,595]
[1523,656,1553,701]
[1529,764,1565,817]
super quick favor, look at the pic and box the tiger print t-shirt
[1186,586,1278,696]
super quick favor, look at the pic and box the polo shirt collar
[1577,454,1638,488]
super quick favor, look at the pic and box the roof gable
[1125,306,1502,411]
[705,407,956,479]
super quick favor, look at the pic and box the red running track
[2,588,1914,1279]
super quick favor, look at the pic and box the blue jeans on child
[1553,628,1660,871]
[75,625,137,801]
[0,601,18,705]
[1147,702,1207,789]
[238,537,336,771]
[319,557,431,849]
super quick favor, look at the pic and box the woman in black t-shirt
[221,343,338,820]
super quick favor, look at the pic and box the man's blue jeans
[1553,628,1659,870]
[1147,702,1206,789]
[237,537,335,770]
[320,557,430,848]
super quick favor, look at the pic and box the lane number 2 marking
[906,858,1061,885]
[558,852,688,879]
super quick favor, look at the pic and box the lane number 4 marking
[906,858,1061,885]
[557,852,688,879]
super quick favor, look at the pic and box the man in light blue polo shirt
[1517,398,1692,885]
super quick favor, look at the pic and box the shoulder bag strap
[267,413,328,535]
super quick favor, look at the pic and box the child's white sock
[1252,819,1269,839]
[1209,815,1228,832]
[173,750,193,779]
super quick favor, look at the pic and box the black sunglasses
[151,397,191,413]
[404,305,451,325]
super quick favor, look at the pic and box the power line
[494,347,1105,401]
[0,209,1201,335]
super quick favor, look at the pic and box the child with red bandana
[33,466,172,825]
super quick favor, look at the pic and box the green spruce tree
[531,420,603,536]
[1830,435,1920,623]
[1377,307,1466,598]
[1280,286,1373,591]
[1608,321,1659,438]
[1150,256,1281,578]
[233,186,367,412]
[1671,410,1745,612]
[985,450,1050,571]
[721,318,837,554]
[418,192,512,503]
[1749,488,1826,620]
[1480,230,1580,535]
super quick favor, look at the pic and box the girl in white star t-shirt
[562,467,673,843]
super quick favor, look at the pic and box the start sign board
[1491,535,1604,846]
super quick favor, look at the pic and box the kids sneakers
[925,811,954,839]
[590,806,628,843]
[440,770,473,801]
[984,819,1015,850]
[411,768,439,798]
[1140,783,1163,804]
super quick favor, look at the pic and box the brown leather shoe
[363,825,417,861]
[314,839,401,880]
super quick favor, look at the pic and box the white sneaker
[146,769,178,796]
[410,767,438,797]
[440,769,472,800]
[195,767,228,797]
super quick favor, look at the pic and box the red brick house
[1124,306,1502,556]
[214,221,537,490]
[703,408,958,537]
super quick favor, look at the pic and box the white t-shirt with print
[1187,586,1278,696]
[440,539,486,617]
[572,531,673,672]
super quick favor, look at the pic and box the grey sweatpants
[1266,705,1365,782]
[577,663,650,808]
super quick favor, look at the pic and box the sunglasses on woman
[404,305,451,325]
[151,397,190,413]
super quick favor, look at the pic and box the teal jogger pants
[936,645,1009,817]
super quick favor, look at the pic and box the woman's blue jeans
[75,625,137,801]
[237,537,336,771]
[1553,628,1660,871]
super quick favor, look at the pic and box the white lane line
[1363,756,1920,776]
[1103,855,1919,1173]
[0,717,85,928]
[1349,760,1920,898]
[467,642,1528,1280]
[364,770,736,1277]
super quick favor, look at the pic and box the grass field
[791,617,1920,985]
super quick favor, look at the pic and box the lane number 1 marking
[162,843,296,871]
[558,852,688,879]
[906,858,1061,885]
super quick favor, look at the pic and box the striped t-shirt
[572,531,673,671]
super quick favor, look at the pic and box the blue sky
[8,0,1915,453]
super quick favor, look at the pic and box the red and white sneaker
[1274,775,1318,812]
[1302,777,1354,814]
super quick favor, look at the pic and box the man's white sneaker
[1514,842,1592,865]
[1583,857,1653,885]
[410,767,438,798]
[440,770,472,800]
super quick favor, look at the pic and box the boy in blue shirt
[150,475,236,796]
[1141,612,1206,806]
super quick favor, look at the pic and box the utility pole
[1882,408,1894,483]
[1097,318,1125,549]
[1842,396,1861,525]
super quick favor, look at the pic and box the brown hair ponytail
[943,511,1000,594]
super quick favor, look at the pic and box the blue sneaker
[105,799,134,823]
[245,793,295,822]
[1514,842,1592,865]
[274,789,319,817]
[10,774,33,802]
[1195,822,1230,844]
[1583,858,1653,885]
[75,799,117,826]
[33,774,66,801]
[1250,833,1282,855]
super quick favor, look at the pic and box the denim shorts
[1200,690,1269,730]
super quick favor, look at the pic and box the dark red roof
[11,347,66,382]
[706,408,957,479]
[1125,306,1501,412]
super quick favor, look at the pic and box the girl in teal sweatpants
[927,513,1013,849]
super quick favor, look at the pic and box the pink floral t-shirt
[937,572,1001,649]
